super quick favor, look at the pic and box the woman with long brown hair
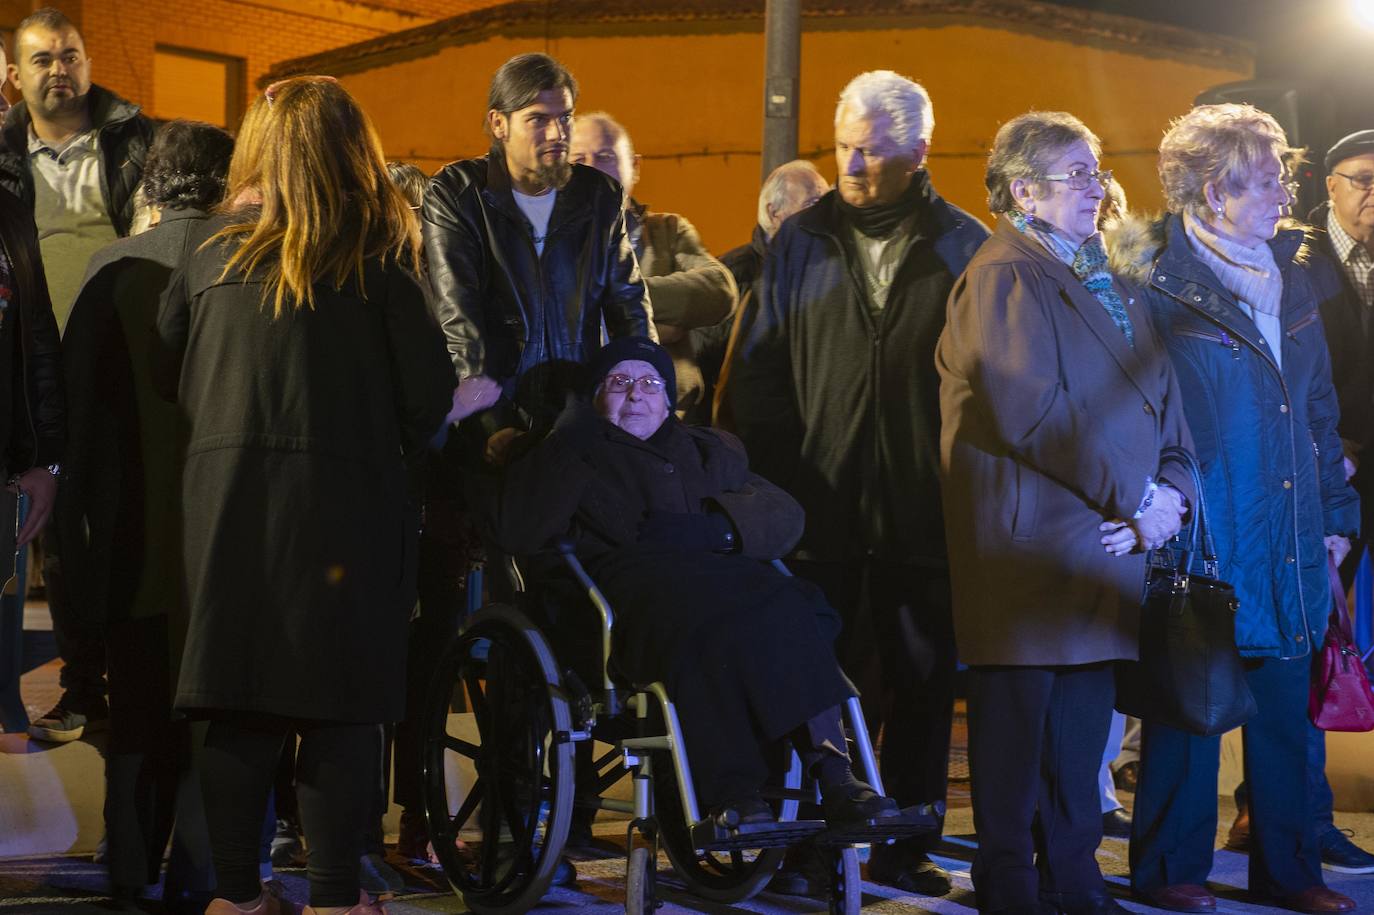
[154,77,469,915]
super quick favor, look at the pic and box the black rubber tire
[626,844,656,915]
[420,604,575,915]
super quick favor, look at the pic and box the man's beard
[535,159,572,191]
[38,88,86,119]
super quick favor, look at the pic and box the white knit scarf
[1182,210,1283,317]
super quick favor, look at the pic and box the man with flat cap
[1304,128,1374,875]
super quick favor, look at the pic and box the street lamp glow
[1354,0,1374,29]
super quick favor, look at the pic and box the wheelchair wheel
[828,846,861,915]
[421,604,575,915]
[625,844,656,914]
[652,754,797,902]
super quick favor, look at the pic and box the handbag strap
[1157,445,1217,570]
[1327,556,1356,645]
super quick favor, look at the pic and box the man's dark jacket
[693,224,767,423]
[421,153,652,430]
[1306,201,1373,458]
[0,184,64,473]
[0,85,156,237]
[731,174,989,565]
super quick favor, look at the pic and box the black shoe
[768,842,830,897]
[820,777,899,830]
[28,692,107,743]
[867,849,952,897]
[1102,807,1132,839]
[708,794,775,828]
[1320,827,1374,874]
[1041,889,1133,914]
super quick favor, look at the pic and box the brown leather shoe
[1225,804,1250,852]
[1137,883,1216,912]
[1274,886,1356,913]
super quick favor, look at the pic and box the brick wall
[17,0,500,122]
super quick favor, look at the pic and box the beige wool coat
[936,218,1196,666]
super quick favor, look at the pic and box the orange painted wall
[339,18,1250,253]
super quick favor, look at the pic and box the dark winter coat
[730,173,990,565]
[693,224,768,429]
[0,183,65,474]
[153,216,456,722]
[0,85,156,238]
[1112,213,1360,659]
[56,208,204,634]
[421,154,652,433]
[484,407,849,725]
[938,218,1196,667]
[1304,202,1374,516]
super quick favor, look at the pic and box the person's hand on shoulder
[448,375,502,424]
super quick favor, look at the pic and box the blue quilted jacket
[1128,214,1359,659]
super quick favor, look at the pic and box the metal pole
[761,0,800,180]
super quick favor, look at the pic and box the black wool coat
[58,208,205,645]
[730,174,990,565]
[153,217,456,723]
[483,409,851,735]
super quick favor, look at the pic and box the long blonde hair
[212,76,421,317]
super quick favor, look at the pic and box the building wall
[0,0,486,123]
[336,17,1251,252]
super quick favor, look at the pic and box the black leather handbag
[1115,447,1257,736]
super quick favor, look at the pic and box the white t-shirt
[512,188,557,256]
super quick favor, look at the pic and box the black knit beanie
[587,335,676,408]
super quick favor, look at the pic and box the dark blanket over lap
[591,544,852,741]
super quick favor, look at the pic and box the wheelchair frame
[421,547,938,914]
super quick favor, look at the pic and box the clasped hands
[1099,485,1187,557]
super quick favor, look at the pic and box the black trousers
[103,615,213,894]
[1130,656,1322,897]
[43,529,106,702]
[198,716,380,907]
[967,663,1115,912]
[392,494,476,813]
[790,559,956,849]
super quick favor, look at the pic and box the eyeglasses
[264,75,339,107]
[1040,168,1113,191]
[602,374,666,396]
[1333,171,1374,192]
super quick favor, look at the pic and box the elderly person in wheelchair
[485,335,899,831]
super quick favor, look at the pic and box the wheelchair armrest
[555,544,617,695]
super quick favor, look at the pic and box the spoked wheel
[626,844,658,914]
[653,750,801,902]
[421,604,575,915]
[828,846,861,915]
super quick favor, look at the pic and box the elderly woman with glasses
[936,111,1195,915]
[481,335,898,829]
[1110,104,1359,915]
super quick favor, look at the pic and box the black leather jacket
[0,185,65,473]
[0,85,156,238]
[422,153,652,429]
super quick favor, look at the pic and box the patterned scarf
[1181,211,1283,317]
[1008,209,1134,348]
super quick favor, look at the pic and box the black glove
[551,394,606,455]
[638,510,736,553]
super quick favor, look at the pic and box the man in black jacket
[2,8,153,743]
[421,52,652,465]
[0,181,65,732]
[732,70,989,897]
[1302,129,1374,877]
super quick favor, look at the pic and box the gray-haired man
[732,70,989,896]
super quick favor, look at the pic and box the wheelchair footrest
[691,817,827,852]
[815,804,944,847]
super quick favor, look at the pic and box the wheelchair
[420,545,942,914]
